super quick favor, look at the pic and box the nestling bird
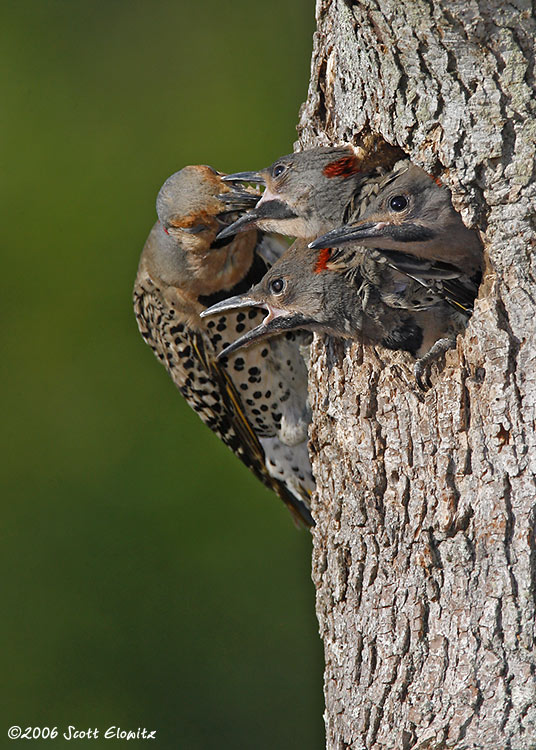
[310,161,483,308]
[216,145,398,241]
[133,165,314,526]
[210,154,482,386]
[201,240,460,389]
[220,150,481,316]
[216,147,475,331]
[309,162,483,384]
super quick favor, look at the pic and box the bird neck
[186,231,257,297]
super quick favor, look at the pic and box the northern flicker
[201,240,458,382]
[309,161,483,311]
[309,162,483,384]
[133,166,314,526]
[220,151,481,314]
[216,145,398,241]
[216,149,473,317]
[212,151,482,385]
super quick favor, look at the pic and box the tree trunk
[297,1,536,748]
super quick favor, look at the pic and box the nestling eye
[270,278,286,294]
[388,195,408,212]
[272,163,287,178]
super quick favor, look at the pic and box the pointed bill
[199,295,307,359]
[200,293,260,318]
[217,310,307,359]
[309,221,437,249]
[217,321,273,358]
[216,210,261,240]
[221,171,266,185]
[308,222,384,249]
[217,190,260,211]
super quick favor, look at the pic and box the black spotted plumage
[133,166,313,527]
[134,275,313,526]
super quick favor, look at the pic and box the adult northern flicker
[216,145,399,241]
[133,166,314,526]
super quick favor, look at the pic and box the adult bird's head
[138,165,261,302]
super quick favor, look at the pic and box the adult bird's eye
[270,278,285,294]
[181,223,207,234]
[388,195,408,212]
[272,163,286,178]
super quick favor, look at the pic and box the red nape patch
[323,155,361,178]
[314,248,332,273]
[425,171,444,188]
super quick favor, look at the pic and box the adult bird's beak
[200,294,305,358]
[222,171,266,186]
[216,189,260,212]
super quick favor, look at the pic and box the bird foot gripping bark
[414,336,457,391]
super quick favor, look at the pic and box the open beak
[200,294,260,319]
[200,294,305,358]
[216,189,260,213]
[216,209,262,240]
[217,197,298,241]
[222,171,266,186]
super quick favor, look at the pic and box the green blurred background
[1,1,323,747]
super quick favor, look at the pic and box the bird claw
[414,360,432,391]
[414,336,456,391]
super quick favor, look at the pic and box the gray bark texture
[297,1,536,748]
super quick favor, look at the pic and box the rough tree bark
[297,1,536,748]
